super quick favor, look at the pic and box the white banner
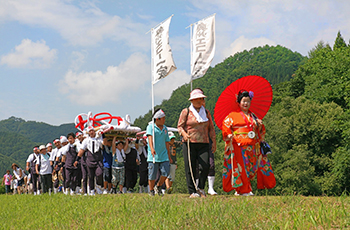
[151,16,177,84]
[191,14,215,80]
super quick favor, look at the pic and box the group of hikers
[2,87,275,197]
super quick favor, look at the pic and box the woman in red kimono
[222,90,275,195]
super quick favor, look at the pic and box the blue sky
[0,0,349,125]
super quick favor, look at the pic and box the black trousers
[125,168,138,190]
[40,174,52,193]
[182,142,209,194]
[31,172,41,192]
[87,165,103,191]
[81,164,88,194]
[139,170,148,187]
[65,167,81,191]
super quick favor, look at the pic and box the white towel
[189,104,208,123]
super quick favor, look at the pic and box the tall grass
[1,194,349,229]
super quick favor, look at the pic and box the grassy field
[1,193,349,229]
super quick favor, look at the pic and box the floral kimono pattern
[222,111,275,193]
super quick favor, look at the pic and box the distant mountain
[134,45,307,130]
[0,117,75,175]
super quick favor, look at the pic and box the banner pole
[150,28,156,164]
[190,23,193,92]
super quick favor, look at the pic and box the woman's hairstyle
[237,90,254,103]
[11,163,19,169]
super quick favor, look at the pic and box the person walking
[124,140,140,193]
[26,147,41,195]
[164,132,180,194]
[11,163,26,194]
[74,126,104,195]
[36,145,52,194]
[177,88,216,198]
[136,138,148,193]
[146,108,172,196]
[2,170,12,194]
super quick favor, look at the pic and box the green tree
[333,31,347,50]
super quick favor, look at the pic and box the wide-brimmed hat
[189,88,206,101]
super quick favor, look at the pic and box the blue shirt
[146,122,170,163]
[103,146,113,168]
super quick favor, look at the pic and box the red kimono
[222,111,275,194]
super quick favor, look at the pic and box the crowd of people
[2,87,275,197]
[2,128,182,196]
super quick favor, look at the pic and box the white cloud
[189,0,350,56]
[0,39,57,68]
[0,0,149,48]
[70,50,88,71]
[153,69,190,100]
[222,35,277,59]
[60,53,150,105]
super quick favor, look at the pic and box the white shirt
[13,167,24,180]
[56,145,69,159]
[81,136,103,153]
[26,153,39,164]
[36,154,52,175]
[61,143,79,156]
[74,139,83,151]
[49,148,59,162]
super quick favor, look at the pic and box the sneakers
[198,189,207,198]
[103,189,108,195]
[153,186,163,196]
[117,191,123,194]
[89,189,95,196]
[153,185,159,194]
[189,193,200,198]
[149,190,155,196]
[96,186,103,194]
[166,187,173,194]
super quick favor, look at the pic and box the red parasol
[214,75,273,130]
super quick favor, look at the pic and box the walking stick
[187,138,200,194]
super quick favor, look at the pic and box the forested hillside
[266,32,350,195]
[134,45,306,130]
[0,117,74,174]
